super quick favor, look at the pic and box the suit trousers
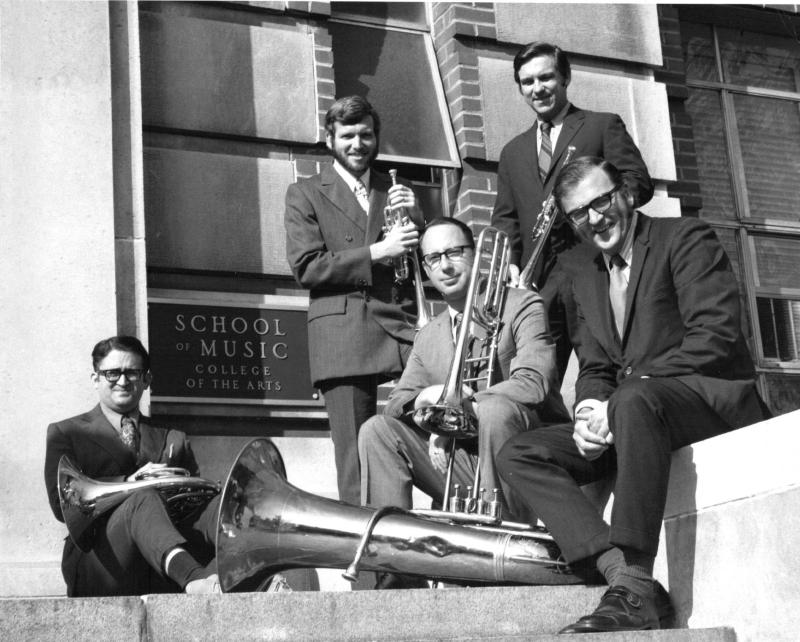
[320,375,386,506]
[497,377,734,561]
[65,489,219,596]
[359,395,537,518]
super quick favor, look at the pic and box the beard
[331,144,378,177]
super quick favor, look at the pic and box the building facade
[1,1,797,597]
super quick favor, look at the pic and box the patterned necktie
[120,414,139,452]
[609,254,628,339]
[538,121,553,182]
[354,180,369,213]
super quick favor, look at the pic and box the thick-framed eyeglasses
[564,185,622,228]
[97,369,146,383]
[422,245,472,269]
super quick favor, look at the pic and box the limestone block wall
[0,0,118,596]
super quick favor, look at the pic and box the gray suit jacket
[385,288,570,423]
[284,165,422,385]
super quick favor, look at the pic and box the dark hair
[324,95,381,139]
[553,156,624,207]
[513,42,571,85]
[91,336,150,372]
[420,217,476,250]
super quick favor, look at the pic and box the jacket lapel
[549,106,585,178]
[622,214,651,340]
[83,404,135,471]
[583,254,618,348]
[366,171,390,243]
[137,416,167,467]
[319,165,368,234]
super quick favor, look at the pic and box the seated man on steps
[44,335,220,596]
[358,217,571,589]
[497,157,770,633]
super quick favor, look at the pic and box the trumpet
[518,145,576,290]
[387,169,431,330]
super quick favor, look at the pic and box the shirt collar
[100,404,140,432]
[333,160,370,194]
[602,210,638,272]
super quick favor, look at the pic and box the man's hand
[126,461,168,482]
[370,221,419,263]
[507,263,521,288]
[573,401,613,460]
[428,434,450,474]
[387,183,422,221]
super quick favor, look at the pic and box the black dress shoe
[558,582,673,634]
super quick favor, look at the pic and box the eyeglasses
[422,245,472,269]
[564,185,621,228]
[97,369,147,383]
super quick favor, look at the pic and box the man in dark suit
[359,218,570,533]
[492,42,653,380]
[44,336,219,596]
[497,157,769,633]
[285,95,424,505]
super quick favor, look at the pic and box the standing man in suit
[497,158,769,633]
[44,336,219,596]
[492,42,653,380]
[285,95,424,505]
[359,218,571,538]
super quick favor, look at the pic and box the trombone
[413,226,510,516]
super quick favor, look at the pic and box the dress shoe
[558,582,673,634]
[374,572,430,590]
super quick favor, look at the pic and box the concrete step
[1,585,736,642]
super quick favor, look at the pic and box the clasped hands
[412,384,477,474]
[573,400,614,461]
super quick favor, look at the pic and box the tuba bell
[58,456,221,552]
[216,439,579,592]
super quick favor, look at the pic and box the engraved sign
[147,292,320,406]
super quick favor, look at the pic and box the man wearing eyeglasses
[44,336,220,596]
[497,157,769,633]
[358,218,571,588]
[491,42,653,383]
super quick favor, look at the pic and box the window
[681,9,800,414]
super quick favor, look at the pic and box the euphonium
[58,456,220,551]
[216,439,578,592]
[388,168,431,330]
[518,145,576,290]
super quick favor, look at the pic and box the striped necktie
[354,180,369,213]
[120,414,139,452]
[538,121,553,182]
[609,254,628,339]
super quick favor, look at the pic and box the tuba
[216,439,578,592]
[518,145,576,290]
[58,457,221,552]
[412,226,510,513]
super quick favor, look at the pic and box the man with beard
[492,42,652,382]
[285,95,424,505]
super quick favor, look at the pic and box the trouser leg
[475,395,537,519]
[608,377,731,555]
[359,414,475,509]
[320,375,380,506]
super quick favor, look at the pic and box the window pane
[685,89,736,220]
[763,373,800,415]
[331,2,428,29]
[733,94,800,222]
[330,23,456,166]
[751,235,800,291]
[682,22,718,82]
[757,298,800,361]
[718,27,800,92]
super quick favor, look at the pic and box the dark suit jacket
[571,214,764,429]
[44,405,198,594]
[492,105,653,270]
[284,165,422,386]
[385,288,570,424]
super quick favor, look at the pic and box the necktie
[452,312,464,343]
[609,254,628,339]
[120,414,139,452]
[538,121,552,182]
[354,180,369,213]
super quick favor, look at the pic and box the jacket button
[624,366,633,376]
[345,234,353,242]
